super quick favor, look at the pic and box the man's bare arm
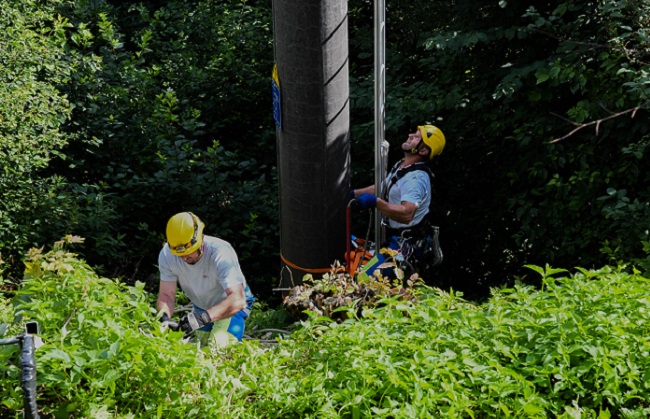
[376,200,418,224]
[353,185,375,197]
[206,284,247,322]
[157,280,177,317]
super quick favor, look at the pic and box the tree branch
[549,106,642,143]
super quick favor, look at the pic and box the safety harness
[382,160,443,268]
[382,160,436,238]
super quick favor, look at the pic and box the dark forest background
[1,0,648,302]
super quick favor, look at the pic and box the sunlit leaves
[2,248,650,417]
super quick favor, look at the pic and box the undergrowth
[1,238,649,418]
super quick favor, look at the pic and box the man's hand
[159,313,179,331]
[356,193,377,209]
[179,311,212,333]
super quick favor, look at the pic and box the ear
[419,147,430,158]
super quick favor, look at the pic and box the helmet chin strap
[195,239,205,262]
[410,139,423,155]
[183,240,205,265]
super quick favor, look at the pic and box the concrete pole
[273,0,350,286]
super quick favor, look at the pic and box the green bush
[1,238,205,417]
[2,240,650,418]
[240,266,650,418]
[0,0,78,280]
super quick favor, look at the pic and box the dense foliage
[0,0,278,297]
[0,0,648,301]
[2,245,649,417]
[0,0,78,272]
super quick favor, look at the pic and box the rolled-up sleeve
[158,246,178,283]
[214,243,246,290]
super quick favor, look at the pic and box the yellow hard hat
[166,212,204,256]
[418,125,446,159]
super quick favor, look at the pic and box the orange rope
[280,253,344,274]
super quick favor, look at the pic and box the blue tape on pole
[272,81,282,130]
[272,64,282,130]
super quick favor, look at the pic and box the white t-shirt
[384,167,431,229]
[158,235,252,310]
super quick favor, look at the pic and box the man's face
[402,129,423,151]
[180,250,201,265]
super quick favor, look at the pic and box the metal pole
[373,0,386,249]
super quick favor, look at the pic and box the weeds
[1,240,649,418]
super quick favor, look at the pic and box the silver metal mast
[373,0,386,249]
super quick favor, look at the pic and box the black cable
[0,337,19,345]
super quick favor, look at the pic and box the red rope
[280,253,342,274]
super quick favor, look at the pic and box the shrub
[2,240,650,418]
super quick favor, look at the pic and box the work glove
[159,313,179,331]
[179,311,212,333]
[356,193,377,209]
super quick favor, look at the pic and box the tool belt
[386,221,443,268]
